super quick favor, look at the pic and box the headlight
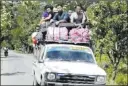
[47,73,56,81]
[96,76,106,84]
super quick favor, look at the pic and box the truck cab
[33,42,106,86]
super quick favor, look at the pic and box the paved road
[1,50,36,85]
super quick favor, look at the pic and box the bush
[95,54,128,85]
[115,73,128,85]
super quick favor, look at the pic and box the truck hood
[43,61,106,76]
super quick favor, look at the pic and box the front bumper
[45,82,105,86]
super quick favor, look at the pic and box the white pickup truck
[33,44,106,86]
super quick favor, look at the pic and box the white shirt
[70,12,86,24]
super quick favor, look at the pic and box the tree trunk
[107,51,114,65]
[99,48,103,62]
[112,56,121,80]
[112,65,118,80]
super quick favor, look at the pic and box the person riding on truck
[53,7,58,17]
[70,5,87,25]
[39,5,53,25]
[31,28,39,47]
[50,4,70,25]
[39,5,54,41]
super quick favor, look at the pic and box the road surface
[1,49,36,85]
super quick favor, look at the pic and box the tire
[33,74,40,86]
[40,79,47,86]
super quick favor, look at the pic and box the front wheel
[33,75,40,86]
[40,79,47,86]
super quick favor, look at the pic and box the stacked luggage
[46,25,91,43]
[69,27,90,43]
[46,27,68,41]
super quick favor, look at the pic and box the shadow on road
[1,72,26,76]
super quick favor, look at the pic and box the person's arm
[44,14,52,21]
[50,13,58,23]
[58,13,69,23]
[82,12,86,24]
[70,13,74,23]
[39,17,45,24]
[39,12,49,24]
[58,20,66,23]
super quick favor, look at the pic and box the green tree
[1,1,12,45]
[87,0,128,81]
[1,1,44,51]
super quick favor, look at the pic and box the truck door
[33,45,45,83]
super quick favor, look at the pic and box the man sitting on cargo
[70,5,87,26]
[50,4,70,25]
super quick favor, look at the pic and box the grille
[56,74,95,84]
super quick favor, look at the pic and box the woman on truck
[39,5,54,41]
[39,5,53,24]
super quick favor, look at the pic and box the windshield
[45,46,95,63]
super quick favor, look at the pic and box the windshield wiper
[76,60,93,63]
[62,59,72,62]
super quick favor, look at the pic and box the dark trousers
[39,22,53,40]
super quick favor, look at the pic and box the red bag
[32,32,38,44]
[69,27,90,43]
[32,38,38,44]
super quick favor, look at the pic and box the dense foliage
[87,0,128,84]
[1,0,127,85]
[1,1,45,52]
